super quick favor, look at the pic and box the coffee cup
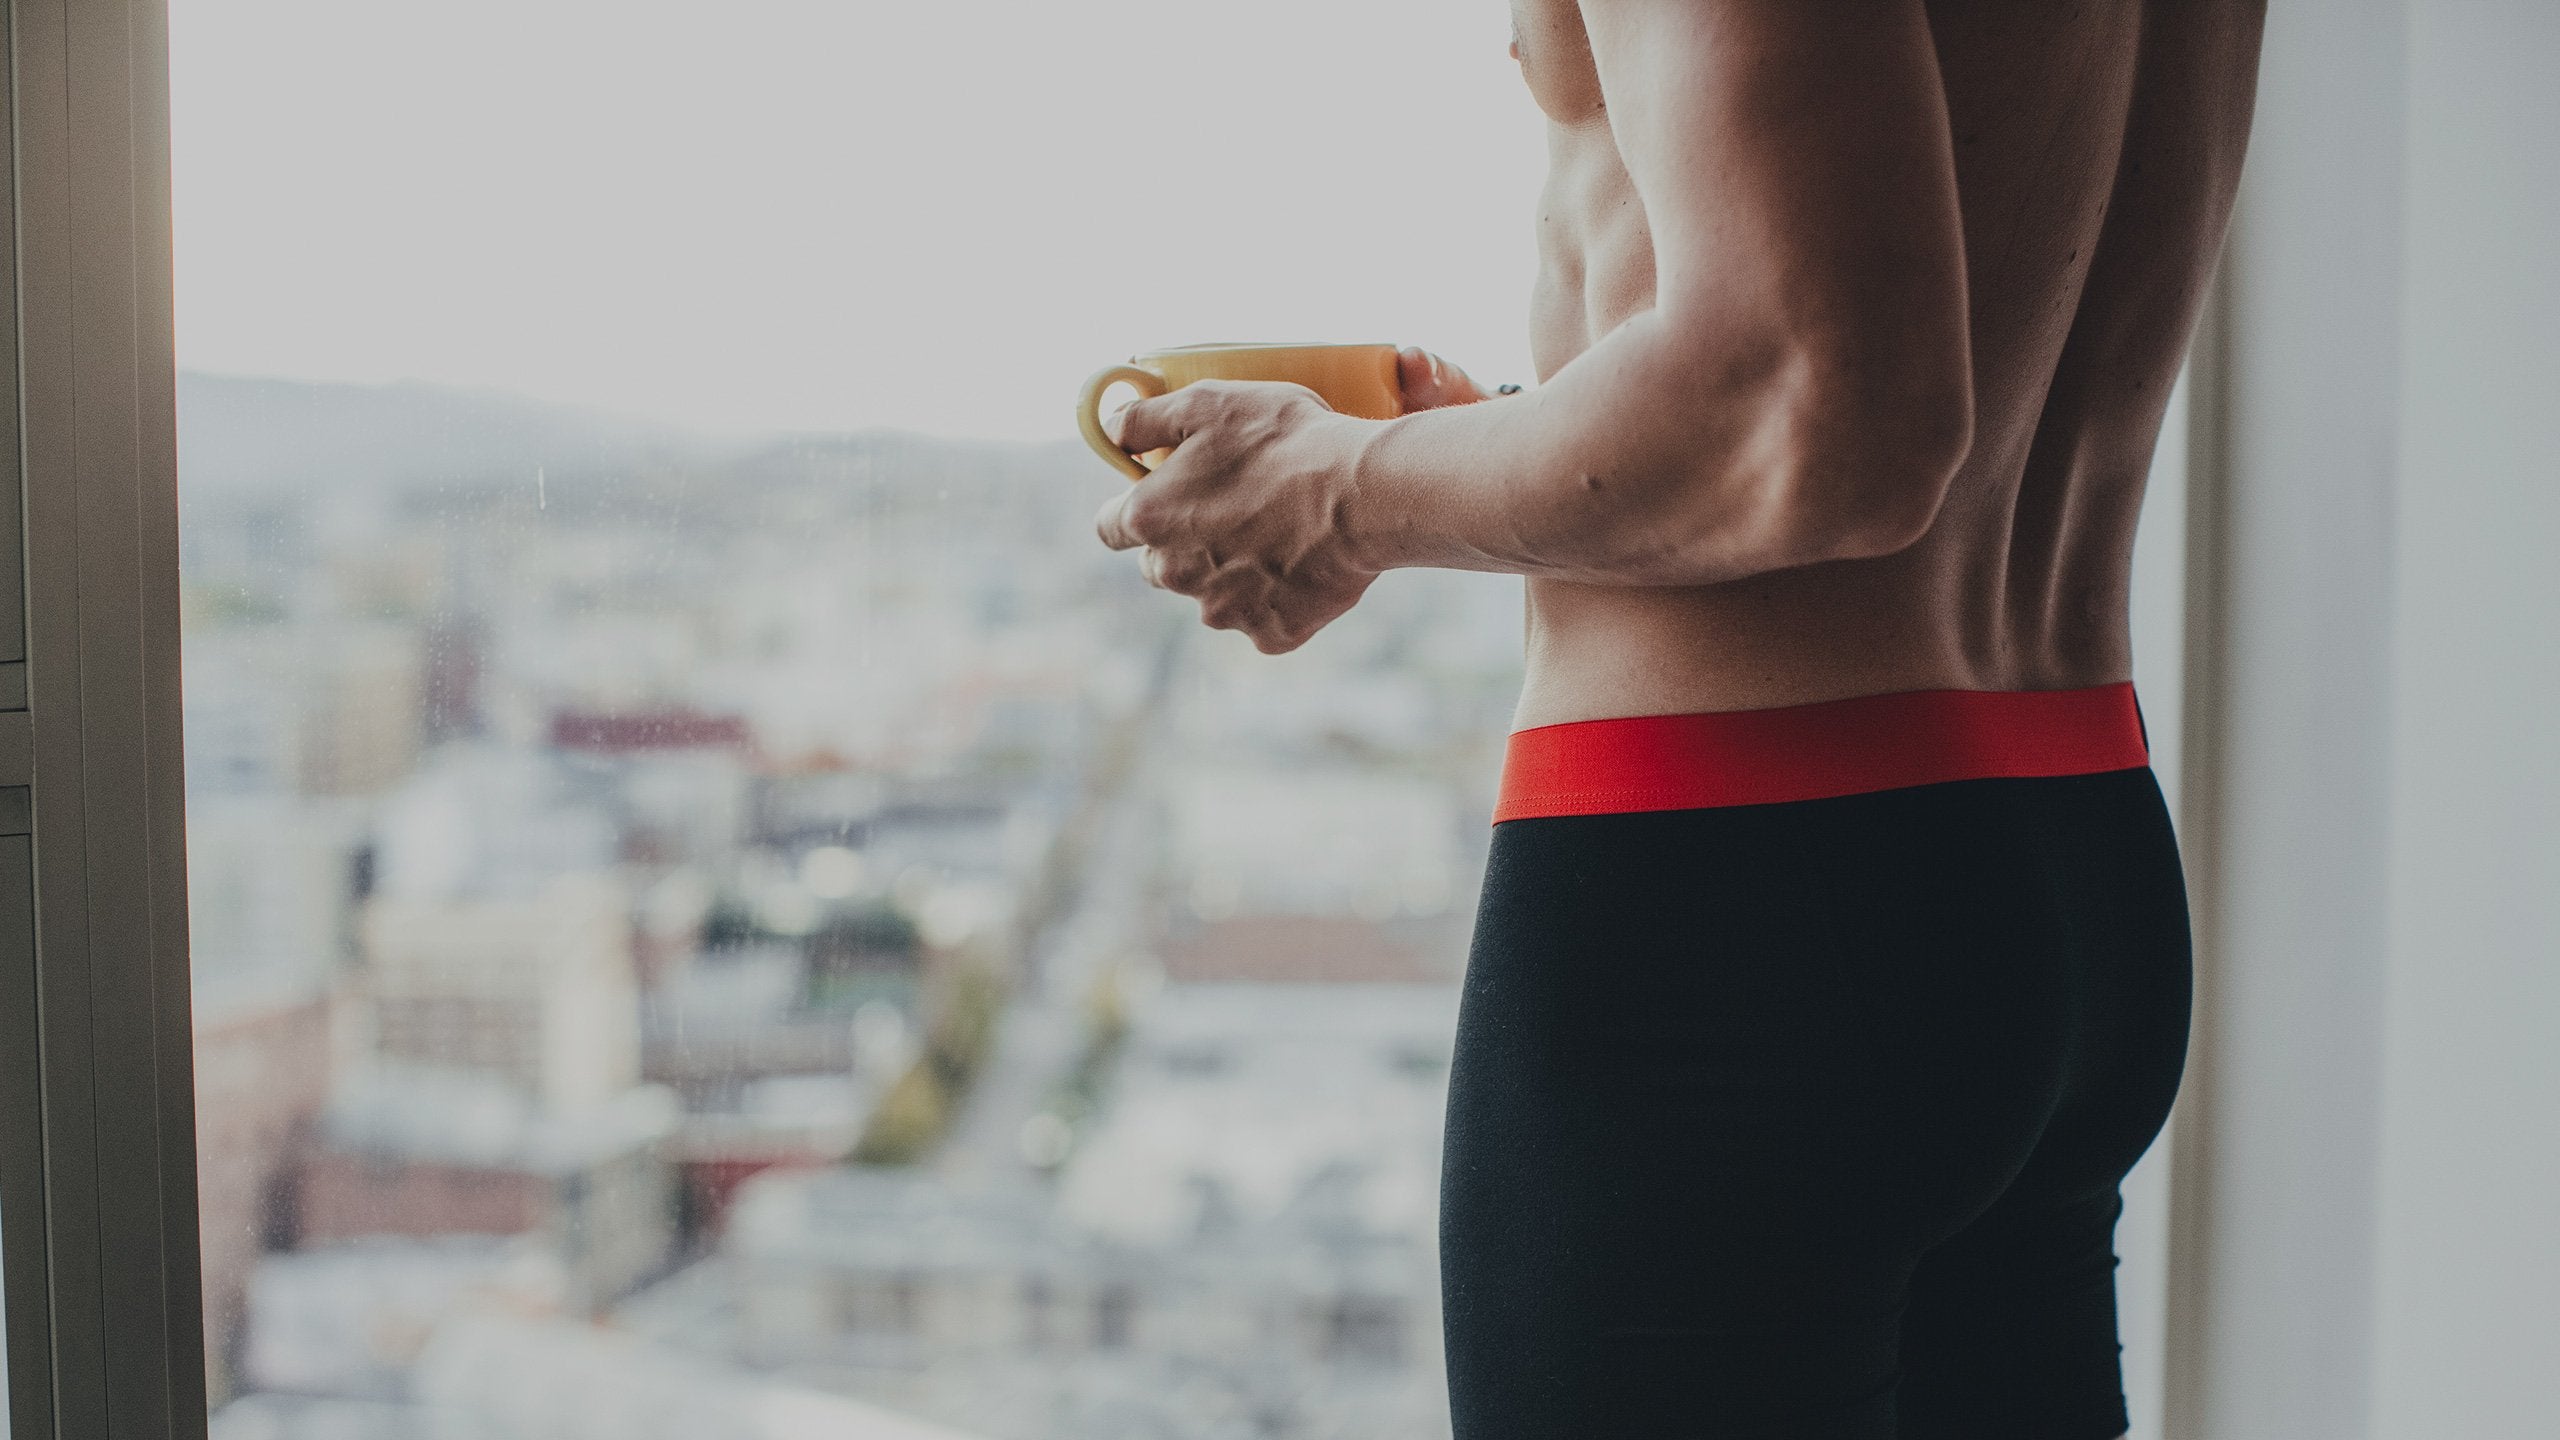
[1077,341,1403,480]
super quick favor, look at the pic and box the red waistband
[1493,683,2148,823]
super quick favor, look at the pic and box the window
[169,3,1541,1436]
[0,3,2225,1435]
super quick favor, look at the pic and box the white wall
[2174,4,2406,1434]
[2369,5,2560,1435]
[2173,5,2560,1436]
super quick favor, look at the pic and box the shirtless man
[1096,3,2263,1435]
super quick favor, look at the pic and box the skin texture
[1096,0,2265,733]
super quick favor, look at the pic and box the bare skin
[1097,0,2263,735]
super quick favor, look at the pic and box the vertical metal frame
[1,0,203,1435]
[0,3,50,1431]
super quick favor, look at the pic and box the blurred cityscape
[180,374,1524,1440]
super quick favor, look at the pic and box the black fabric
[1441,767,2189,1439]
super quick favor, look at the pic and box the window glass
[174,2,1541,1435]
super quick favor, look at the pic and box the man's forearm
[1337,312,1957,588]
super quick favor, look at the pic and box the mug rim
[1137,340,1396,357]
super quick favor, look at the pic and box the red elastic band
[1493,683,2149,823]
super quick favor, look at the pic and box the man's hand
[1093,380,1381,655]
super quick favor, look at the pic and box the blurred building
[171,409,1512,1434]
[640,945,876,1239]
[304,870,677,1307]
[184,631,305,798]
[184,624,424,799]
[236,1236,566,1404]
[413,1313,990,1439]
[212,1309,989,1440]
[369,746,619,904]
[188,791,370,1402]
[194,989,333,1405]
[297,1069,677,1310]
[189,792,368,1001]
[418,611,488,742]
[299,625,426,795]
[719,983,1458,1440]
[357,873,639,1110]
[1154,765,1471,985]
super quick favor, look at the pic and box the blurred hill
[176,372,1102,506]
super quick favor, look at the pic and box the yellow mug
[1077,341,1404,481]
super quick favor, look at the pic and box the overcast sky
[169,0,1549,441]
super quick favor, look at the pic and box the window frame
[0,0,208,1436]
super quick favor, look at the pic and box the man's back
[1509,0,2266,726]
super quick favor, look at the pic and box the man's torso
[1509,0,2264,726]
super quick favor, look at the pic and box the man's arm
[1343,0,1973,584]
[1098,0,1973,650]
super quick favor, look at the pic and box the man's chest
[1509,0,1606,126]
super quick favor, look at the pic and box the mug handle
[1077,364,1167,481]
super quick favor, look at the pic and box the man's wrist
[1332,412,1429,578]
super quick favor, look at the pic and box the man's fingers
[1395,347,1440,405]
[1092,490,1186,592]
[1395,347,1488,411]
[1199,596,1291,653]
[1107,379,1321,455]
[1106,384,1212,457]
[1093,489,1142,551]
[1096,479,1181,553]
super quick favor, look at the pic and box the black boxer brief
[1442,684,2188,1439]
